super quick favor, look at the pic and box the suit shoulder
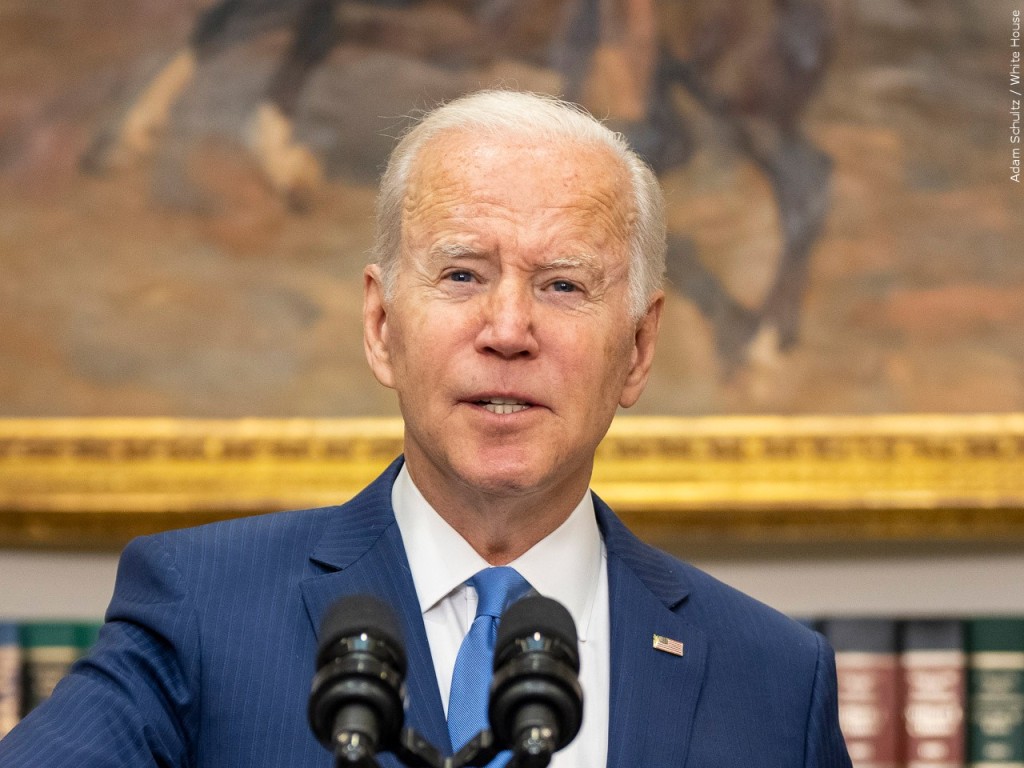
[667,554,823,669]
[610,533,820,657]
[118,504,344,597]
[597,500,816,653]
[123,460,402,590]
[141,504,340,556]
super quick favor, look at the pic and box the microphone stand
[330,725,552,768]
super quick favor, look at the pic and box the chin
[453,453,553,497]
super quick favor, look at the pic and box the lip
[461,391,547,415]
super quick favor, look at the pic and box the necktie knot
[470,566,531,620]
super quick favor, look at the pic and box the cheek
[552,321,634,392]
[380,306,418,384]
[389,302,470,381]
[594,331,640,402]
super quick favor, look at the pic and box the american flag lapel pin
[652,634,685,657]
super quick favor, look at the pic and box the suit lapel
[596,497,708,768]
[296,467,709,767]
[299,458,451,764]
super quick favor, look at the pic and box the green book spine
[0,623,20,738]
[74,622,103,656]
[18,622,78,717]
[968,617,1024,768]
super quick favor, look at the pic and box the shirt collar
[392,463,603,641]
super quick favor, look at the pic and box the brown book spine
[902,620,966,768]
[825,619,902,768]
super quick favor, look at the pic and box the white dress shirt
[392,464,610,768]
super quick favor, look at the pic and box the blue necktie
[447,567,532,758]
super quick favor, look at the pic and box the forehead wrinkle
[579,181,635,243]
[403,132,636,278]
[409,132,633,221]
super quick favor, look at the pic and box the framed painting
[0,0,1021,548]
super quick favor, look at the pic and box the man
[0,90,851,767]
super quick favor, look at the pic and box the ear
[619,291,664,409]
[363,264,396,390]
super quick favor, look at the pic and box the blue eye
[551,280,577,293]
[447,270,474,283]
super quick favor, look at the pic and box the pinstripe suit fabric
[0,457,850,767]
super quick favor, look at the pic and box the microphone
[308,595,407,764]
[488,595,584,767]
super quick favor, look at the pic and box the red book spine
[902,620,966,768]
[903,651,967,766]
[825,619,902,768]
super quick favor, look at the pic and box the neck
[403,457,591,565]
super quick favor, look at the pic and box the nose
[475,279,539,359]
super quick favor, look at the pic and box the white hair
[371,90,666,321]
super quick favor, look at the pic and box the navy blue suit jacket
[0,458,851,767]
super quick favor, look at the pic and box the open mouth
[476,397,532,415]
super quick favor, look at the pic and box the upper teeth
[480,398,530,415]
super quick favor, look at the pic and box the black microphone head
[309,595,407,754]
[495,594,579,672]
[489,593,584,756]
[317,594,407,674]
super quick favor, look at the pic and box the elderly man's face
[364,130,662,505]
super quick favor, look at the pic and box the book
[18,622,78,717]
[968,617,1024,767]
[74,622,103,656]
[901,619,966,768]
[0,622,20,738]
[822,617,902,768]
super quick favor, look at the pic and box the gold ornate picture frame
[2,414,1023,551]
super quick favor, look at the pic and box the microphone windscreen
[317,594,407,672]
[495,594,579,671]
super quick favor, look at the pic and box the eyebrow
[425,242,487,266]
[537,254,606,285]
[538,254,601,273]
[431,242,480,259]
[425,243,606,281]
